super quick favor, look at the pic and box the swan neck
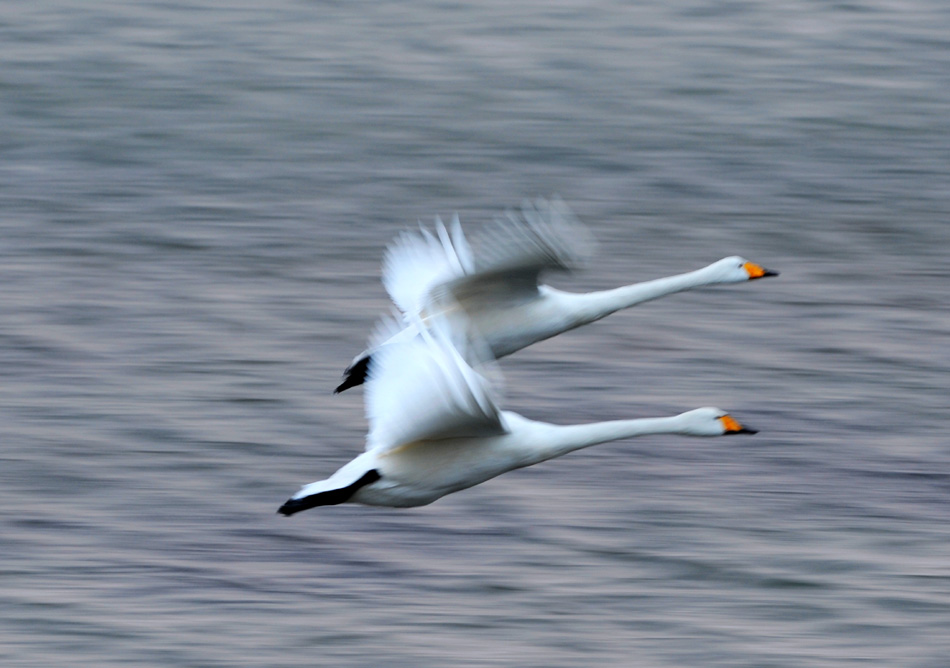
[578,268,711,321]
[535,416,681,462]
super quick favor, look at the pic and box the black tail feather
[333,355,372,394]
[278,470,381,516]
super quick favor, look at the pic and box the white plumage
[334,197,776,393]
[278,197,773,514]
[279,313,755,514]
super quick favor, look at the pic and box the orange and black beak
[743,262,779,280]
[719,414,758,435]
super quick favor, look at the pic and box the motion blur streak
[2,1,948,666]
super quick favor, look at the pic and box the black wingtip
[332,376,361,394]
[277,470,382,517]
[277,494,333,517]
[278,496,319,516]
[333,355,372,394]
[278,499,302,517]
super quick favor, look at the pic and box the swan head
[706,256,779,283]
[676,407,757,436]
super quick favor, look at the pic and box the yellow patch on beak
[718,415,746,433]
[743,262,769,279]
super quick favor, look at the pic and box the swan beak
[719,414,757,435]
[743,262,779,280]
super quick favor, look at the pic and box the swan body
[280,317,755,514]
[334,198,777,392]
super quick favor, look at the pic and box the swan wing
[382,214,474,317]
[434,196,596,307]
[383,197,594,316]
[363,313,506,453]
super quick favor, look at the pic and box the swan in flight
[334,197,777,393]
[279,315,756,514]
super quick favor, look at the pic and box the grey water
[2,1,949,665]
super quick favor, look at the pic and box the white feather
[382,196,593,319]
[334,197,776,395]
[363,313,505,453]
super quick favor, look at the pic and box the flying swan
[279,315,756,514]
[334,197,777,393]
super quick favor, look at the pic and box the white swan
[280,316,755,514]
[334,197,777,392]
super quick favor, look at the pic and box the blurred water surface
[2,1,949,666]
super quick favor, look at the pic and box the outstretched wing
[447,196,596,306]
[363,313,506,453]
[381,214,473,317]
[382,197,595,316]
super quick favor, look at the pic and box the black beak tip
[763,269,779,278]
[737,427,758,435]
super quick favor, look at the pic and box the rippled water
[3,1,949,666]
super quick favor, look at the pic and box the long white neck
[523,415,694,465]
[562,264,724,324]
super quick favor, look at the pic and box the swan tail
[333,354,372,394]
[278,469,381,516]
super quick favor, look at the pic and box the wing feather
[381,214,475,317]
[382,196,594,316]
[468,196,595,283]
[363,313,506,453]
